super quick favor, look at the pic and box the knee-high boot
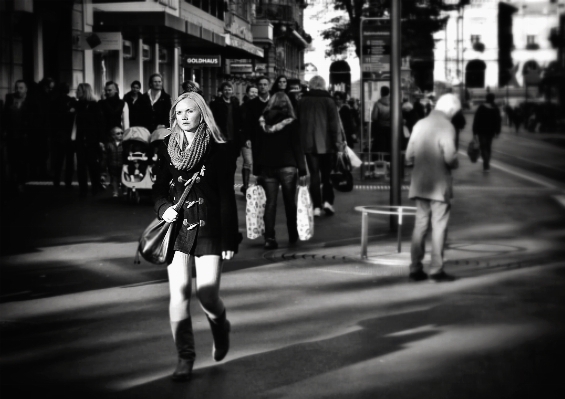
[170,317,196,382]
[206,309,231,362]
[241,168,250,193]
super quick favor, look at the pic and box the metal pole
[360,18,366,180]
[361,211,369,259]
[390,0,402,231]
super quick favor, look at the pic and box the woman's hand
[222,251,234,260]
[162,207,178,223]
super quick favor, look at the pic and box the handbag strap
[172,165,204,212]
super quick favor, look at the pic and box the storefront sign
[230,64,253,73]
[225,34,264,58]
[182,55,222,68]
[74,32,122,50]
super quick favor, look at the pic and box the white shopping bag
[296,185,314,241]
[346,146,362,168]
[246,184,266,239]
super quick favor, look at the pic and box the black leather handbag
[136,170,200,265]
[330,153,354,193]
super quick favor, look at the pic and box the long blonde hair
[76,83,97,102]
[169,92,225,146]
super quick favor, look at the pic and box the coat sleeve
[216,144,240,253]
[290,121,307,176]
[405,123,418,164]
[152,141,174,219]
[440,124,459,170]
[327,100,343,150]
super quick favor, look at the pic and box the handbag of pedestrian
[330,153,354,193]
[135,170,200,265]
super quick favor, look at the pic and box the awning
[224,34,264,59]
[93,11,223,50]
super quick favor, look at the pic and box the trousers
[410,199,451,275]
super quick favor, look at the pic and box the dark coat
[473,103,501,138]
[124,91,152,130]
[75,100,105,145]
[98,96,126,137]
[297,90,342,154]
[253,117,307,177]
[242,96,269,144]
[143,90,172,132]
[1,94,36,142]
[52,95,78,144]
[210,97,242,146]
[338,104,357,147]
[152,137,239,256]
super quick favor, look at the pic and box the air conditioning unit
[123,40,134,59]
[159,48,169,63]
[142,44,151,61]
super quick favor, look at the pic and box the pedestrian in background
[210,82,242,177]
[298,75,343,216]
[124,80,152,130]
[181,80,203,96]
[152,91,239,382]
[472,93,501,172]
[32,77,56,180]
[406,93,461,283]
[243,77,272,191]
[74,83,106,196]
[334,91,357,147]
[371,86,391,160]
[99,81,129,139]
[255,91,307,249]
[105,127,123,197]
[51,82,77,189]
[143,73,172,131]
[271,75,297,110]
[239,84,258,193]
[1,80,34,192]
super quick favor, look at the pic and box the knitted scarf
[167,123,210,171]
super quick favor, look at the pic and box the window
[526,35,539,50]
[471,35,480,44]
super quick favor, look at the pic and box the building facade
[433,0,562,91]
[0,0,310,104]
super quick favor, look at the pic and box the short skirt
[173,222,222,256]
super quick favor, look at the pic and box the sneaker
[112,192,119,198]
[323,202,335,216]
[264,238,278,250]
[313,208,322,217]
[429,271,457,283]
[408,270,428,282]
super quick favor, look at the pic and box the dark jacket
[99,96,126,137]
[52,94,78,143]
[2,94,35,142]
[254,116,307,177]
[210,97,242,145]
[75,100,105,146]
[143,90,172,131]
[242,96,270,144]
[338,104,357,146]
[124,91,152,130]
[152,137,239,255]
[297,89,342,154]
[473,103,501,138]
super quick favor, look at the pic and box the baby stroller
[122,126,152,203]
[149,127,170,183]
